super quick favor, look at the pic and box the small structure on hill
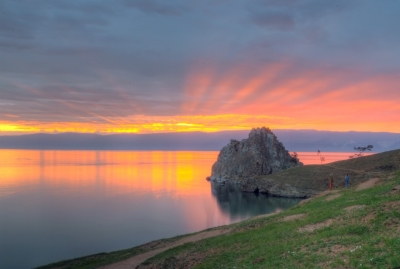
[208,127,303,183]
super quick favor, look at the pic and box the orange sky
[2,62,399,135]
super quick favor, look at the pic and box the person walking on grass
[345,173,350,188]
[329,173,334,190]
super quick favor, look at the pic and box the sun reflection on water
[0,149,355,269]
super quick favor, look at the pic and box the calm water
[0,150,352,269]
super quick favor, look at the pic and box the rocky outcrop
[209,138,400,198]
[209,127,303,183]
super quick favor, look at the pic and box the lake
[0,150,354,268]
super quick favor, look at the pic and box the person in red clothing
[329,173,334,190]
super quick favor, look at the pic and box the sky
[1,0,400,135]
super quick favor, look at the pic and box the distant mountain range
[0,130,399,152]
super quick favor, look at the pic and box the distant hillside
[275,130,400,152]
[0,130,399,152]
[243,149,400,197]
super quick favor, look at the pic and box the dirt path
[326,193,341,201]
[99,229,230,269]
[356,177,380,191]
[324,165,384,179]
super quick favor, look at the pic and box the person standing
[345,174,350,188]
[329,173,334,190]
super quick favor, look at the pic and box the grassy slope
[138,171,400,269]
[253,149,400,192]
[37,151,400,269]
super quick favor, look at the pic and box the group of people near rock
[329,173,350,190]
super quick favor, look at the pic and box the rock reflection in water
[211,181,302,220]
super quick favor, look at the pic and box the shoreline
[36,204,296,269]
[36,149,400,268]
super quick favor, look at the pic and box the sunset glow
[1,1,399,135]
[2,63,400,134]
[0,150,217,197]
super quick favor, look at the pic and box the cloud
[123,0,188,16]
[0,0,45,48]
[249,8,295,30]
[0,0,400,133]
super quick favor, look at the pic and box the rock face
[209,127,303,183]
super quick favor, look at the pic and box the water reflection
[211,182,301,221]
[0,150,305,269]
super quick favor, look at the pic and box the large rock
[209,127,303,183]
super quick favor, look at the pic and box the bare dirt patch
[301,242,351,259]
[383,217,400,229]
[252,257,265,264]
[344,205,366,212]
[326,193,341,201]
[100,229,230,269]
[330,244,350,254]
[361,212,376,223]
[299,190,340,206]
[251,210,282,220]
[383,200,400,212]
[235,210,285,233]
[356,178,380,191]
[315,244,351,255]
[281,213,306,222]
[298,219,334,233]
